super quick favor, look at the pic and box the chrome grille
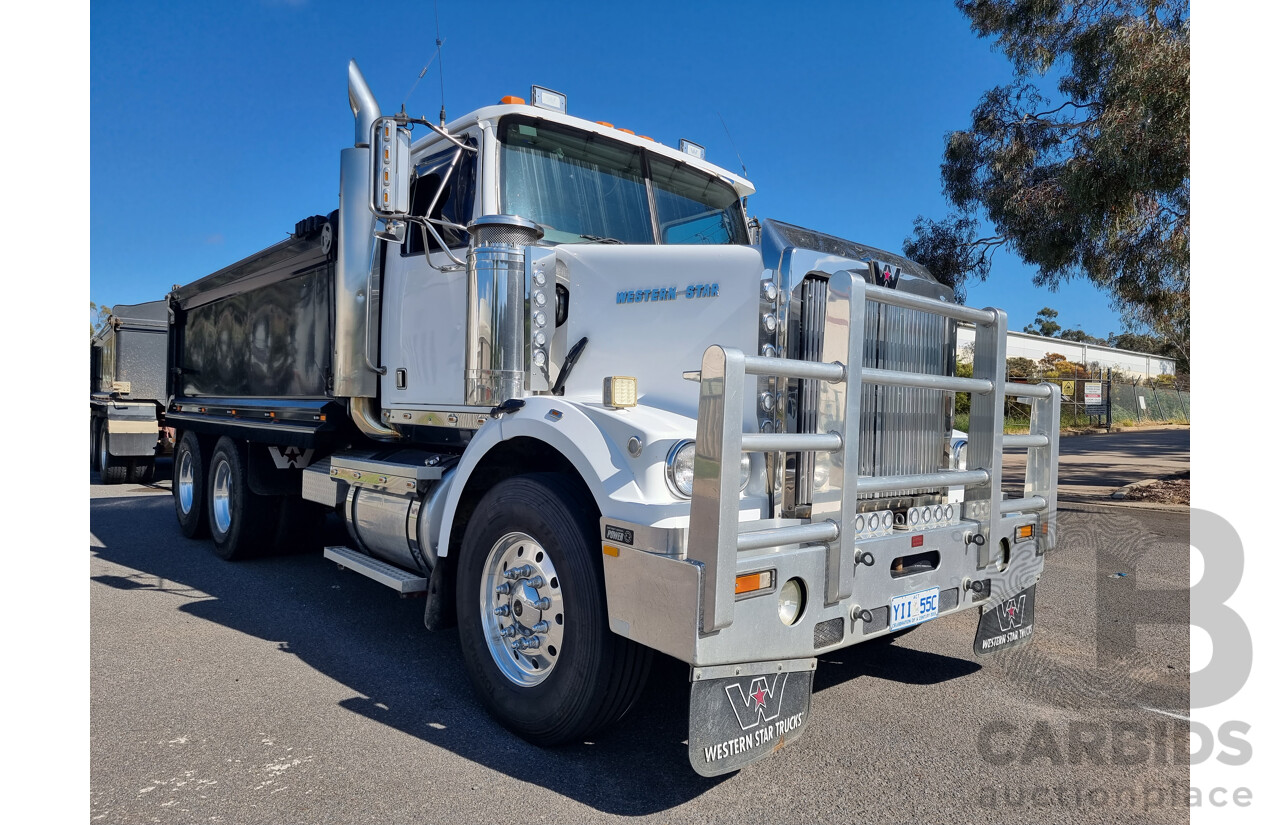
[790,274,954,510]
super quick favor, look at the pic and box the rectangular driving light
[602,376,638,408]
[531,85,567,113]
[678,139,706,160]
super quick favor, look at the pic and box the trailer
[90,301,171,484]
[162,62,1059,775]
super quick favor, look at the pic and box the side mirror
[371,117,411,219]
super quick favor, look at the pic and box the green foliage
[1006,356,1038,378]
[1023,306,1061,337]
[90,301,112,338]
[905,1,1189,364]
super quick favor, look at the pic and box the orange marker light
[595,121,614,128]
[735,570,774,595]
[618,128,635,135]
[500,95,525,105]
[639,135,654,141]
[602,545,620,557]
[1017,524,1035,540]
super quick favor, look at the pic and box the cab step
[323,545,430,594]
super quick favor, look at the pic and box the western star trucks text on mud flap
[160,61,1059,776]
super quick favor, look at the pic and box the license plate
[890,587,939,631]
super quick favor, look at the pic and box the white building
[955,323,1176,380]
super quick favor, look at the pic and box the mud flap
[973,584,1037,656]
[687,658,816,776]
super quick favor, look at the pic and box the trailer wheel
[90,418,99,470]
[95,422,128,485]
[207,437,278,561]
[456,473,651,745]
[129,458,156,485]
[174,431,208,538]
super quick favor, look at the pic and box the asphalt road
[90,443,1190,824]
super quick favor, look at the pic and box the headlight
[778,578,805,625]
[665,440,751,499]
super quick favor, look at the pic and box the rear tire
[95,422,128,485]
[456,473,651,745]
[129,458,156,485]
[173,431,208,538]
[207,437,279,560]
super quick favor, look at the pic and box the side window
[404,143,477,256]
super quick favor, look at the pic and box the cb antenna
[435,0,448,125]
[717,111,748,178]
[400,41,444,113]
[717,111,749,210]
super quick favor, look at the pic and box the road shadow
[91,495,728,814]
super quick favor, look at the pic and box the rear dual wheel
[207,437,280,561]
[95,420,128,485]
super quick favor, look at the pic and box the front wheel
[456,474,651,745]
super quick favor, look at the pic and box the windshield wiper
[579,234,625,245]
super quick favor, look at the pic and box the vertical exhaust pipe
[334,60,381,400]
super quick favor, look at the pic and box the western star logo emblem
[996,593,1027,632]
[724,673,788,731]
[267,445,314,470]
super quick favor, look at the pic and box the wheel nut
[493,605,510,617]
[527,575,545,588]
[501,625,517,638]
[495,582,512,595]
[534,597,551,610]
[531,620,549,633]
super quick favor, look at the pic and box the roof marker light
[530,86,567,113]
[618,128,635,135]
[500,95,525,105]
[595,121,614,128]
[679,139,706,160]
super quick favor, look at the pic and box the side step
[323,546,430,594]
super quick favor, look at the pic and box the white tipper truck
[163,61,1059,775]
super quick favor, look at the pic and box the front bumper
[601,508,1046,666]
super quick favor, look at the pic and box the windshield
[498,116,748,246]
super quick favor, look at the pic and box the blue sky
[91,0,1128,337]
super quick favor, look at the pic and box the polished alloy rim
[177,451,195,514]
[480,531,565,687]
[211,458,233,534]
[98,429,109,472]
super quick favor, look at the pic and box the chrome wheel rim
[177,450,195,514]
[98,430,108,471]
[211,458,232,534]
[480,531,565,687]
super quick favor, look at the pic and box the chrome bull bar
[688,272,1059,633]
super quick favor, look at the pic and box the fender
[436,396,719,558]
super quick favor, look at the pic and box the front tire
[206,437,279,560]
[456,474,651,746]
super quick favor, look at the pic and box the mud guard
[973,584,1037,656]
[688,658,816,776]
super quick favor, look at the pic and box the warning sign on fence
[1084,382,1105,415]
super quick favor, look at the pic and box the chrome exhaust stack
[334,60,381,399]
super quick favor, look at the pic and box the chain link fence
[1004,370,1190,429]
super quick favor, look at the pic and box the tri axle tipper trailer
[91,300,171,484]
[163,61,1059,775]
